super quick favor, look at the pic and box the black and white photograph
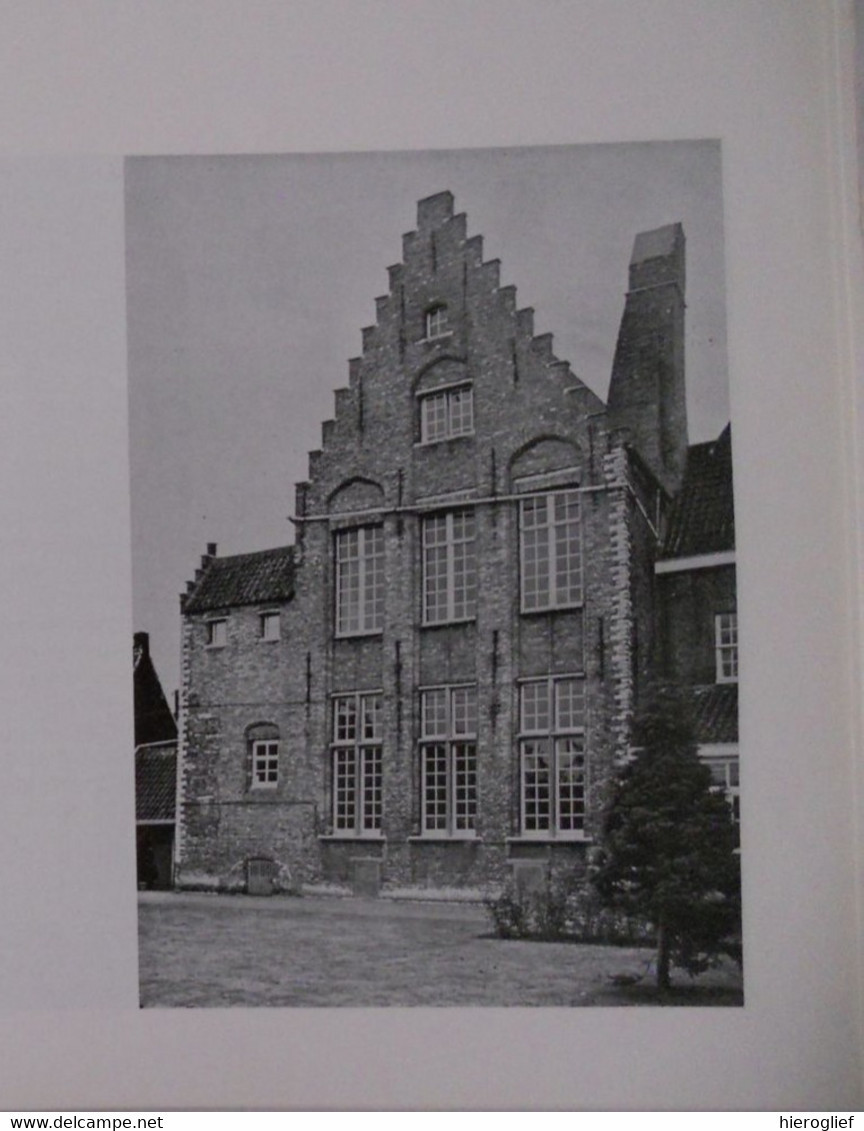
[128,142,741,1008]
[2,0,862,1112]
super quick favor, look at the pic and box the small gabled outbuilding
[133,631,178,888]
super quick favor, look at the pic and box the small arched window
[425,304,449,341]
[246,722,280,790]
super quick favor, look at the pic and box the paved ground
[138,890,744,1008]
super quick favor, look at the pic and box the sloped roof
[183,545,296,613]
[692,683,738,744]
[133,632,178,746]
[661,424,734,558]
[135,743,177,822]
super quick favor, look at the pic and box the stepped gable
[692,683,738,744]
[662,424,734,558]
[299,189,603,489]
[183,545,295,613]
[135,743,177,822]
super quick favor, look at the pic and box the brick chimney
[606,223,689,496]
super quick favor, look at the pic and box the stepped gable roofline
[183,544,296,614]
[692,683,738,745]
[660,423,734,559]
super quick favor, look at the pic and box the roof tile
[692,683,738,744]
[662,424,734,558]
[135,744,177,822]
[184,545,295,613]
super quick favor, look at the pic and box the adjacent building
[133,631,178,889]
[655,424,739,828]
[174,191,737,895]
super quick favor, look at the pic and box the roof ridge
[212,543,294,563]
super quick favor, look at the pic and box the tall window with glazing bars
[519,676,586,837]
[422,510,477,625]
[419,685,477,837]
[332,692,383,835]
[334,525,385,636]
[519,490,583,611]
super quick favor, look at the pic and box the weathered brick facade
[174,191,733,895]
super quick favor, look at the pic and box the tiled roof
[184,545,296,613]
[135,743,177,822]
[661,424,734,558]
[692,683,738,744]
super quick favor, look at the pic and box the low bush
[486,876,654,945]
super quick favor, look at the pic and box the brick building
[655,424,739,827]
[174,191,737,895]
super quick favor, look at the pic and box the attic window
[425,305,449,340]
[260,611,280,642]
[419,384,474,444]
[206,618,227,648]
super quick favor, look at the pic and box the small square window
[425,304,448,340]
[260,611,280,641]
[206,619,227,647]
[252,740,279,789]
[419,386,474,444]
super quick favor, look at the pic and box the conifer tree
[593,685,741,990]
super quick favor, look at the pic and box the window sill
[421,331,454,344]
[408,834,480,843]
[318,833,385,842]
[420,617,476,630]
[414,433,475,449]
[333,630,384,641]
[258,637,280,644]
[506,834,592,845]
[519,602,584,616]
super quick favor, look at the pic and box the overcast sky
[127,141,728,696]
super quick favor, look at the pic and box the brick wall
[657,565,737,686]
[177,193,685,894]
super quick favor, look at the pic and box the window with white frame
[331,692,383,835]
[519,676,586,837]
[519,490,583,612]
[422,509,477,625]
[715,612,738,682]
[419,685,477,836]
[419,385,474,443]
[206,618,227,647]
[425,304,449,340]
[706,756,740,825]
[251,740,279,790]
[334,525,385,637]
[259,610,280,641]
